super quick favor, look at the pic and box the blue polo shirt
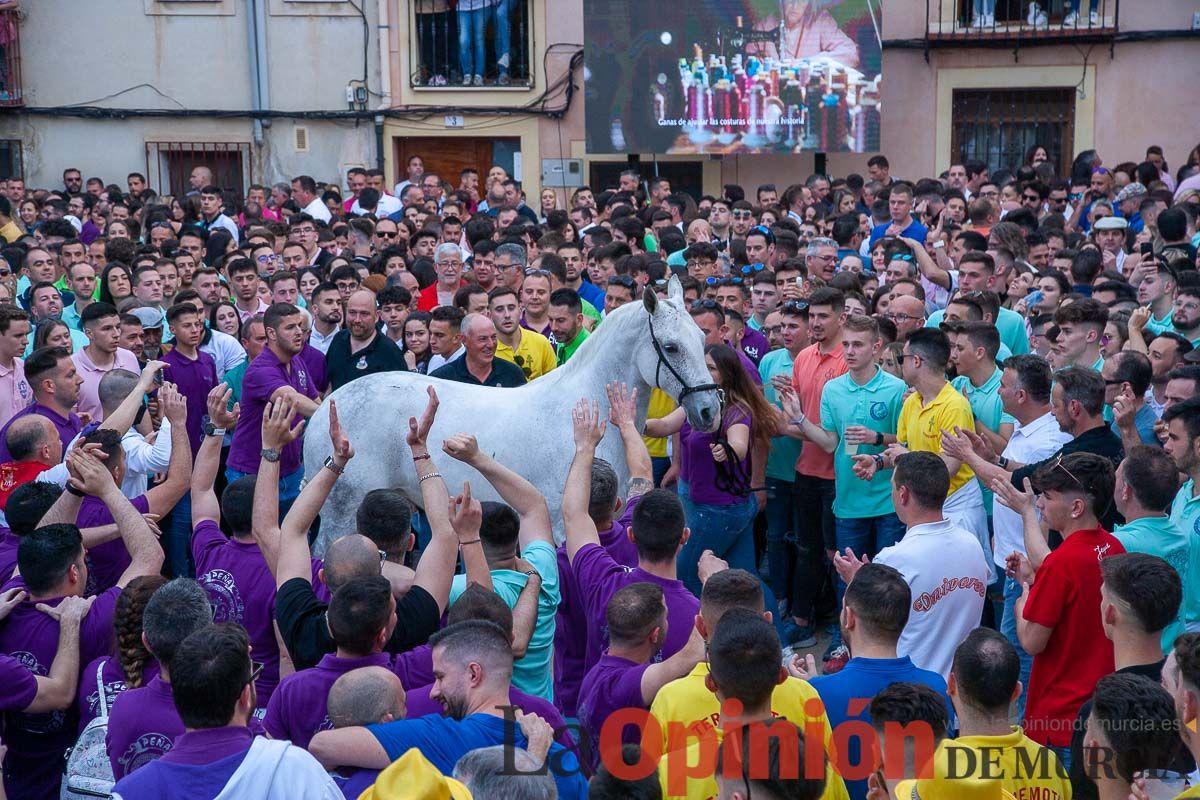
[1170,479,1200,628]
[1113,515,1191,653]
[869,217,928,247]
[927,305,1030,357]
[819,366,906,519]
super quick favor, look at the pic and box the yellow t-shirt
[643,389,676,459]
[953,728,1071,800]
[494,328,557,381]
[896,381,977,495]
[1174,785,1200,798]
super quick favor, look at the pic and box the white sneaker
[981,13,995,26]
[472,74,484,86]
[1063,10,1078,25]
[1027,2,1047,25]
[969,13,983,27]
[1088,10,1099,25]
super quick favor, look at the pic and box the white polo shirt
[874,517,992,678]
[990,411,1073,568]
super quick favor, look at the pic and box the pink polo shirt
[791,341,848,480]
[72,347,140,422]
[0,358,32,429]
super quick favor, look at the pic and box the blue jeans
[1001,576,1033,722]
[651,457,672,488]
[492,0,512,73]
[457,8,487,79]
[1070,0,1098,12]
[163,491,194,579]
[764,478,795,611]
[828,513,906,648]
[972,0,996,15]
[678,494,758,597]
[225,466,304,522]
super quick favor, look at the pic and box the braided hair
[114,575,168,688]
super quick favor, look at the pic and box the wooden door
[394,137,497,189]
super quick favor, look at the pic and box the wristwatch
[324,456,345,475]
[874,430,884,446]
[203,421,226,437]
[996,455,1010,469]
[260,447,281,463]
[873,454,886,470]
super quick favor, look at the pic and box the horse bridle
[647,315,723,401]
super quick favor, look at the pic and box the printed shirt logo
[356,356,368,371]
[869,401,888,421]
[17,379,29,402]
[11,651,65,733]
[912,576,987,612]
[87,680,128,717]
[200,569,245,623]
[1094,542,1113,561]
[119,732,173,774]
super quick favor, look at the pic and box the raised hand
[262,397,304,450]
[137,360,168,392]
[447,481,483,542]
[939,427,972,462]
[0,587,25,621]
[698,549,729,585]
[993,475,1036,517]
[1111,387,1137,430]
[1127,306,1151,333]
[328,399,354,463]
[606,382,638,428]
[850,453,878,481]
[406,385,440,449]
[786,652,819,681]
[831,547,869,585]
[206,383,240,430]
[571,399,606,449]
[442,433,481,465]
[158,382,187,426]
[67,448,116,497]
[1005,551,1035,586]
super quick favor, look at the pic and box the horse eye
[663,343,679,354]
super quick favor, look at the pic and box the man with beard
[325,290,407,392]
[307,283,343,355]
[431,314,525,388]
[1171,286,1200,349]
[309,620,586,799]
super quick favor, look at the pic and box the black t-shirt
[1011,424,1125,531]
[275,578,440,670]
[325,330,409,392]
[430,355,527,387]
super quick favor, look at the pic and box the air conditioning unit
[541,158,584,188]
[294,126,309,153]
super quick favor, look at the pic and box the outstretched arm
[308,727,390,771]
[564,399,605,564]
[509,558,542,659]
[99,361,167,437]
[272,399,330,589]
[607,382,654,499]
[442,432,552,549]
[191,384,240,529]
[26,595,93,713]
[143,383,193,518]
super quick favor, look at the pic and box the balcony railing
[409,0,532,88]
[927,0,1117,42]
[0,8,22,107]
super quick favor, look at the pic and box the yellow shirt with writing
[494,328,557,381]
[953,728,1070,800]
[643,389,676,459]
[896,381,977,495]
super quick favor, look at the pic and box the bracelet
[459,538,481,545]
[873,454,885,470]
[790,414,806,427]
[523,569,539,577]
[324,456,345,475]
[65,484,85,497]
[997,455,1010,470]
[418,471,442,483]
[412,453,431,462]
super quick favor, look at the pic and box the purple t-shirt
[193,520,284,705]
[554,496,640,719]
[390,644,434,690]
[77,654,160,731]
[109,726,255,800]
[0,587,119,800]
[0,402,82,463]
[740,327,770,365]
[573,543,699,676]
[263,652,391,749]
[577,654,650,772]
[298,343,329,395]
[738,349,762,385]
[404,684,580,761]
[226,348,317,476]
[335,768,380,799]
[161,347,218,455]
[0,526,18,585]
[0,653,37,712]
[76,494,151,596]
[680,405,753,506]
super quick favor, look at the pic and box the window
[410,0,532,88]
[950,88,1075,176]
[0,7,22,107]
[145,141,251,197]
[0,140,22,179]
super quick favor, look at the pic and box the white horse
[303,276,722,554]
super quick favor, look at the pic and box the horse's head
[637,276,723,432]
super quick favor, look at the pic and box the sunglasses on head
[706,276,744,286]
[782,300,809,313]
[741,263,766,276]
[690,298,722,311]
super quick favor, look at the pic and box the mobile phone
[1140,242,1153,256]
[796,277,805,288]
[1026,290,1044,308]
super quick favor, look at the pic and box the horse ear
[643,285,658,314]
[667,274,684,304]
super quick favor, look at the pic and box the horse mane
[546,293,685,381]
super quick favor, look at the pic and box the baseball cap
[130,306,165,330]
[1092,216,1128,232]
[1114,182,1147,206]
[357,749,472,800]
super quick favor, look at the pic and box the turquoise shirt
[1109,402,1159,446]
[819,366,906,519]
[448,540,560,702]
[951,368,1016,515]
[1145,310,1176,336]
[1171,479,1200,627]
[61,304,83,331]
[1114,515,1192,653]
[760,348,803,482]
[927,305,1029,356]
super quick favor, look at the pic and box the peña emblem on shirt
[87,679,128,717]
[11,651,65,733]
[356,356,368,371]
[870,401,888,421]
[119,732,174,774]
[199,568,245,623]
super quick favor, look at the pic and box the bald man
[887,294,928,339]
[430,313,527,387]
[0,415,65,510]
[325,289,408,392]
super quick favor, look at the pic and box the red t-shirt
[0,461,50,509]
[1022,527,1124,747]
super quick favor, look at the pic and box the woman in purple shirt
[644,344,777,595]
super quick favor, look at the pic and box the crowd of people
[0,142,1198,799]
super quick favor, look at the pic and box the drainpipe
[376,0,392,172]
[246,0,263,144]
[248,0,271,145]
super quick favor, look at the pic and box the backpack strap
[95,659,111,721]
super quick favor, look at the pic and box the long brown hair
[705,344,775,452]
[114,574,168,688]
